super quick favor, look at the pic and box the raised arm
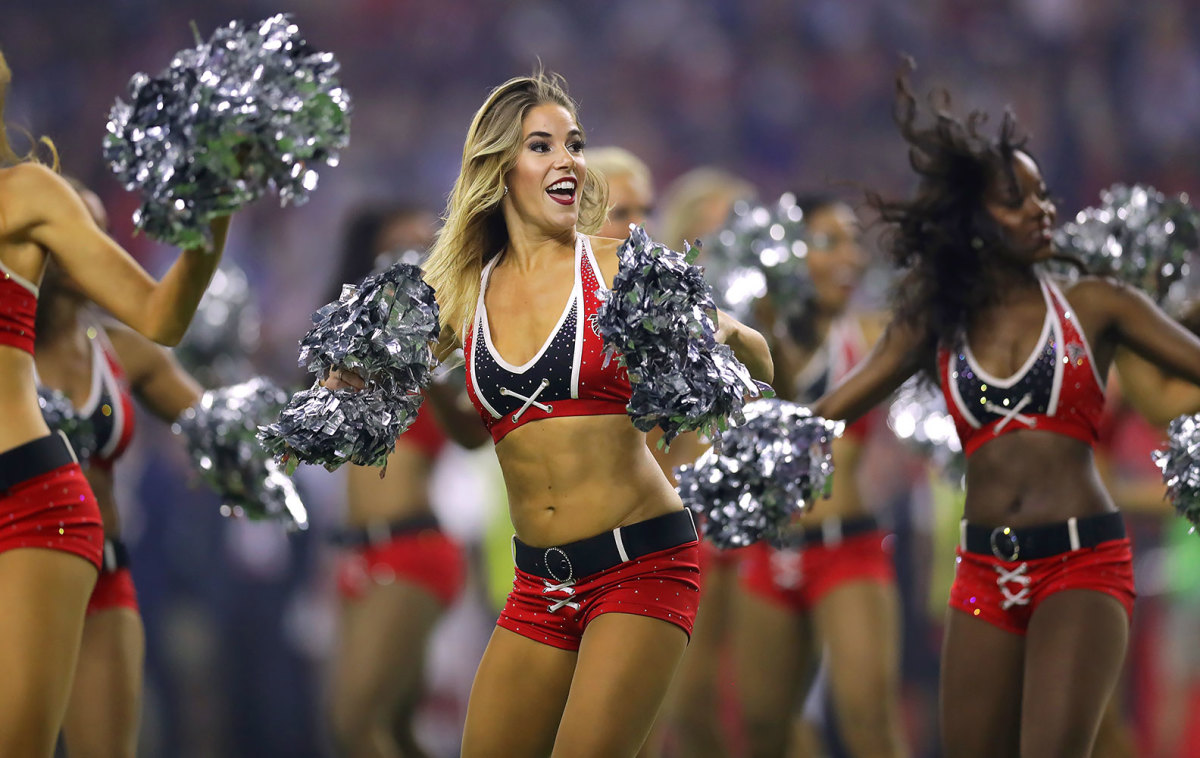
[1086,277,1200,392]
[103,322,204,422]
[715,309,774,384]
[14,164,229,346]
[811,317,926,423]
[1114,348,1200,427]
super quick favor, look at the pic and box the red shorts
[87,567,139,615]
[948,538,1135,635]
[0,462,104,571]
[497,541,702,651]
[337,528,465,607]
[740,530,896,613]
[699,539,749,573]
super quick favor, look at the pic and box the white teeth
[548,180,576,192]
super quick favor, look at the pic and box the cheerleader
[0,51,228,757]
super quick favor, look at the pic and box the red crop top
[464,235,632,443]
[792,314,875,441]
[937,275,1106,457]
[0,259,39,354]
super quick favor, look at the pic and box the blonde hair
[588,146,653,193]
[0,50,58,170]
[659,167,754,249]
[423,70,607,349]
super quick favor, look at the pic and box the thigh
[331,579,444,726]
[814,579,907,755]
[63,608,145,758]
[461,625,578,758]
[552,612,689,758]
[1020,590,1128,758]
[0,548,97,757]
[940,608,1025,758]
[733,587,813,758]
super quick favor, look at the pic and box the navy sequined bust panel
[464,235,631,443]
[937,276,1106,456]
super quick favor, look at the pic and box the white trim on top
[962,279,1054,389]
[479,239,580,374]
[1044,277,1106,391]
[468,260,503,420]
[1046,290,1066,417]
[570,236,586,399]
[0,258,39,297]
[93,339,125,460]
[947,349,982,429]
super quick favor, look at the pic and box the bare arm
[424,381,490,449]
[811,318,926,423]
[1114,348,1200,426]
[16,164,229,346]
[104,322,204,422]
[715,309,774,384]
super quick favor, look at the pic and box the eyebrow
[525,128,583,141]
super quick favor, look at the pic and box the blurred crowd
[6,1,1200,756]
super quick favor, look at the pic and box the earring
[503,185,509,196]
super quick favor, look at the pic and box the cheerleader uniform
[464,235,701,650]
[334,408,466,607]
[740,315,895,612]
[73,323,139,614]
[0,260,103,569]
[940,275,1134,634]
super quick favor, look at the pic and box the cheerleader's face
[504,103,586,234]
[986,150,1057,263]
[598,172,654,239]
[804,203,865,315]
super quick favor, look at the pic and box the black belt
[0,432,78,494]
[329,514,441,549]
[769,515,881,549]
[513,509,698,583]
[961,511,1126,562]
[101,538,131,573]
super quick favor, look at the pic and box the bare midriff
[792,435,868,528]
[496,413,683,548]
[0,349,52,454]
[963,429,1116,527]
[344,440,437,527]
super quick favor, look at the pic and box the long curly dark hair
[869,63,1044,368]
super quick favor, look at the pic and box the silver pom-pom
[676,399,842,549]
[1054,184,1199,306]
[595,225,771,448]
[258,261,440,471]
[104,14,351,248]
[706,193,816,332]
[886,377,963,476]
[37,387,98,463]
[173,377,308,529]
[1153,413,1200,531]
[176,264,262,387]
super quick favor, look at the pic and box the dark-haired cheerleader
[812,65,1200,758]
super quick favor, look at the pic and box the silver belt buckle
[989,526,1020,561]
[543,546,574,583]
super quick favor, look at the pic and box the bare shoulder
[586,234,623,285]
[0,163,86,227]
[1061,274,1145,310]
[854,309,890,346]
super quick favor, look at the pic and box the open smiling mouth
[546,178,577,206]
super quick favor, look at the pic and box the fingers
[324,367,367,391]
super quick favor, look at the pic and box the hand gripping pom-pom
[104,14,351,248]
[705,193,817,334]
[173,377,308,529]
[1054,184,1199,309]
[594,225,772,448]
[675,400,842,549]
[37,387,98,464]
[1154,413,1200,532]
[257,261,440,471]
[176,264,262,387]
